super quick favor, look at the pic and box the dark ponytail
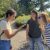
[6,9,16,18]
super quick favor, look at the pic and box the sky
[47,8,50,12]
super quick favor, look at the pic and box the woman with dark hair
[26,10,45,50]
[0,9,25,50]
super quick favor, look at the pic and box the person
[0,9,25,50]
[38,12,50,50]
[26,10,45,50]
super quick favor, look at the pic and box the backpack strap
[0,31,4,40]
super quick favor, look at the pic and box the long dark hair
[31,10,38,22]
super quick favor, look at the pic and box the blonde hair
[39,12,49,23]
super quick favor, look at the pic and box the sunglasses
[38,16,42,19]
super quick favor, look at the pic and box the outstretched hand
[17,24,26,31]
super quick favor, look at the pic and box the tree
[0,0,11,17]
[17,0,50,15]
[17,0,32,15]
[0,0,17,18]
[32,0,50,11]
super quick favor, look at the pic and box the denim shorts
[0,40,12,50]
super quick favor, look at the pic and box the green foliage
[33,0,50,11]
[0,0,50,18]
[46,11,50,17]
[16,15,30,24]
[0,0,11,18]
[17,0,50,15]
[0,0,17,18]
[17,0,33,15]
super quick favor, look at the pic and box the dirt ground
[11,30,26,50]
[11,30,49,50]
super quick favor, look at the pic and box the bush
[16,15,30,25]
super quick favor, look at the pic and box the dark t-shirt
[27,19,41,38]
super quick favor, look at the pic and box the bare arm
[3,24,26,39]
[39,24,45,32]
[26,24,30,41]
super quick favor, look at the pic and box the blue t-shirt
[27,19,41,38]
